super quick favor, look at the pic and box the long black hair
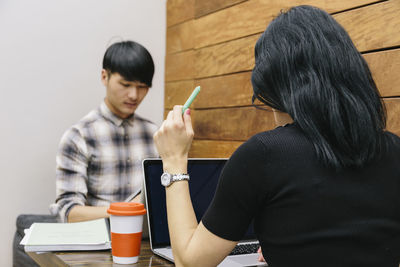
[251,5,388,170]
[103,41,154,87]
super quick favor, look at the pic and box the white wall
[0,0,166,265]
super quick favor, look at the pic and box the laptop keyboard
[229,243,259,255]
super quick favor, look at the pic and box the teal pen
[182,86,201,114]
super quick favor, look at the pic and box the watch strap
[171,173,190,182]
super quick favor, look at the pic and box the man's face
[102,70,149,119]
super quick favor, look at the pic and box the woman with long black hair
[153,5,400,267]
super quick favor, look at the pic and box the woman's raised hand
[153,105,194,171]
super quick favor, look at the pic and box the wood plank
[384,98,400,136]
[334,0,400,52]
[195,0,247,18]
[167,0,195,27]
[195,72,253,108]
[164,109,170,120]
[192,31,400,81]
[192,106,275,140]
[165,50,195,81]
[27,252,68,267]
[364,49,400,97]
[167,20,195,54]
[195,34,258,78]
[194,0,382,49]
[55,241,174,266]
[165,80,195,109]
[189,139,243,157]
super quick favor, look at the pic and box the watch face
[161,173,171,187]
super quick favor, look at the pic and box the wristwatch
[161,172,190,187]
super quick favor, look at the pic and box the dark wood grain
[192,106,275,141]
[195,71,253,108]
[194,0,383,49]
[167,20,195,54]
[28,240,174,267]
[194,34,258,79]
[364,48,400,97]
[189,139,243,157]
[335,0,400,53]
[165,50,195,82]
[384,97,400,136]
[167,0,195,27]
[27,251,68,267]
[188,32,400,80]
[195,0,247,18]
[165,80,195,109]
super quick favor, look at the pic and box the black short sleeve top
[202,124,400,267]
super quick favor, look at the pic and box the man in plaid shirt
[50,41,158,222]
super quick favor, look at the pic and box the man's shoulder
[60,108,103,141]
[75,108,103,128]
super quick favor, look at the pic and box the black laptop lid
[143,158,255,248]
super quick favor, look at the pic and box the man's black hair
[103,41,154,87]
[251,5,389,170]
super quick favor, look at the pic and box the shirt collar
[100,101,135,127]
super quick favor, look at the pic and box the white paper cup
[107,202,146,264]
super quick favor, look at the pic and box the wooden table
[27,240,174,266]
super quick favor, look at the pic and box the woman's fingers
[166,110,173,124]
[183,109,194,138]
[257,247,265,262]
[172,105,183,123]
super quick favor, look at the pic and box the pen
[124,188,141,202]
[182,86,201,114]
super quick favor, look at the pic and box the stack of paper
[21,218,111,252]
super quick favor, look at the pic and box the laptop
[143,158,268,267]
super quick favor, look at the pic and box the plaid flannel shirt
[50,101,158,222]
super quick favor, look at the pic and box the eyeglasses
[252,94,273,111]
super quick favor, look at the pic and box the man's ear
[101,69,109,86]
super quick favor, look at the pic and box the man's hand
[67,205,109,223]
[130,193,141,203]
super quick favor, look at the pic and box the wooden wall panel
[165,50,195,81]
[165,80,195,109]
[364,48,400,97]
[195,72,253,108]
[195,35,258,78]
[167,0,195,27]
[193,107,275,141]
[165,0,400,160]
[384,98,400,136]
[191,34,399,84]
[167,20,195,54]
[194,0,382,49]
[189,140,243,158]
[195,0,247,18]
[335,0,400,52]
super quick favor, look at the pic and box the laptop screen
[143,158,255,248]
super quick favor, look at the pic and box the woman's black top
[202,123,400,267]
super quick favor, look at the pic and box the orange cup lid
[107,202,146,216]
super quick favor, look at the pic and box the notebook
[21,218,111,252]
[143,158,267,267]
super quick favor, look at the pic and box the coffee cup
[107,202,146,264]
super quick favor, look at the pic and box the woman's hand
[153,105,194,172]
[257,247,266,262]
